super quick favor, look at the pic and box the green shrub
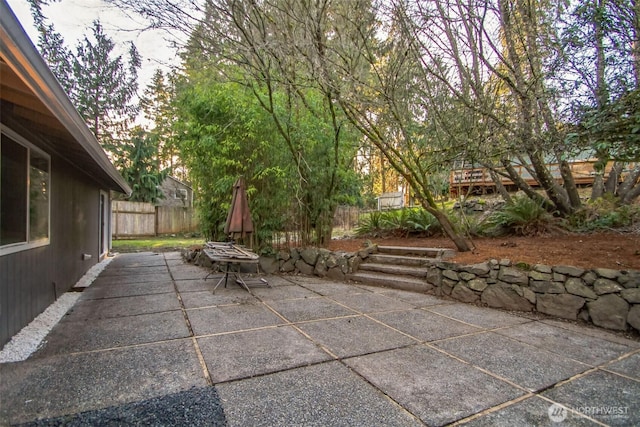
[380,209,413,236]
[485,196,555,236]
[355,208,439,237]
[407,208,438,235]
[567,199,640,232]
[355,211,384,236]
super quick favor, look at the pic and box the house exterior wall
[158,177,193,207]
[0,152,102,347]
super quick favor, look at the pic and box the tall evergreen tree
[28,0,73,94]
[72,20,141,157]
[140,69,183,180]
[116,127,167,204]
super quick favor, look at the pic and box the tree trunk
[605,161,625,194]
[527,149,572,214]
[591,172,605,200]
[557,158,582,209]
[620,181,640,204]
[422,202,473,252]
[501,159,553,209]
[489,169,512,203]
[618,166,640,204]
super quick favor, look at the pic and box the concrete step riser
[347,272,432,293]
[368,254,431,267]
[359,263,427,278]
[377,246,455,259]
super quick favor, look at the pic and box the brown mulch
[326,233,640,270]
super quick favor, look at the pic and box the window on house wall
[0,127,50,255]
[174,188,188,201]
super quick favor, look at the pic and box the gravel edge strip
[0,256,115,363]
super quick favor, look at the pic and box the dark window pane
[29,150,49,241]
[1,137,28,245]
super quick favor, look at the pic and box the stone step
[368,253,440,267]
[347,271,433,293]
[359,262,428,278]
[377,246,455,259]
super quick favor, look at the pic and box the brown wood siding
[0,152,103,348]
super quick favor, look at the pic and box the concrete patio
[1,251,638,426]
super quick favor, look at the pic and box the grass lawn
[112,236,205,253]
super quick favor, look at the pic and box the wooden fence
[112,201,199,238]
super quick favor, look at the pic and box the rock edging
[259,246,378,281]
[427,259,640,332]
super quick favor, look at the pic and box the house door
[99,191,109,258]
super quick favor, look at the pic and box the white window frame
[174,188,188,200]
[0,125,51,256]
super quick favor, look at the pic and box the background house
[0,1,131,348]
[157,176,194,207]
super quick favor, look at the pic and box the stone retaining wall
[258,246,376,281]
[186,246,640,333]
[187,246,374,280]
[427,260,640,332]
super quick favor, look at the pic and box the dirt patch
[327,233,640,270]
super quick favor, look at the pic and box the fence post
[155,205,159,236]
[114,201,119,239]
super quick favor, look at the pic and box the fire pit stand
[203,242,270,293]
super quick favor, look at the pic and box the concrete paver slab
[604,352,640,380]
[198,326,332,383]
[19,387,226,426]
[434,332,589,391]
[108,253,167,268]
[297,316,415,358]
[372,309,482,342]
[163,252,183,259]
[33,310,189,356]
[80,281,175,299]
[240,275,297,287]
[345,345,524,426]
[98,265,169,277]
[329,292,415,313]
[496,321,636,365]
[542,370,640,426]
[62,293,180,321]
[0,340,207,425]
[180,289,257,309]
[250,284,318,301]
[541,319,640,348]
[296,280,364,295]
[91,272,173,286]
[427,303,532,329]
[165,258,188,266]
[174,278,219,293]
[458,396,599,426]
[187,303,285,335]
[166,265,209,281]
[374,288,454,307]
[267,297,357,322]
[216,361,423,427]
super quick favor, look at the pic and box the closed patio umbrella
[224,177,253,241]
